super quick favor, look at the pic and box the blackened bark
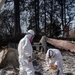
[34,0,39,34]
[14,0,21,36]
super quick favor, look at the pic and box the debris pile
[0,47,75,75]
[33,50,75,75]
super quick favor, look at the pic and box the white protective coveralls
[18,30,35,75]
[46,48,63,75]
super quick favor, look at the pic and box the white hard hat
[27,29,35,36]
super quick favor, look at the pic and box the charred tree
[44,0,46,35]
[14,0,21,37]
[34,0,39,35]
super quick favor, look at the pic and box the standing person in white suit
[46,48,64,75]
[18,29,35,75]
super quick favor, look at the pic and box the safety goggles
[27,33,34,39]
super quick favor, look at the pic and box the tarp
[0,0,6,9]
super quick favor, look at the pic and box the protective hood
[25,29,35,40]
[48,49,55,58]
[25,34,32,40]
[27,30,35,36]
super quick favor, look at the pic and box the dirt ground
[33,50,75,75]
[0,48,75,75]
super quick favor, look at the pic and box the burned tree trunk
[39,36,75,52]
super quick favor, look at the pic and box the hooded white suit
[46,48,63,75]
[18,30,35,75]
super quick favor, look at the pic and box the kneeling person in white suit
[46,48,64,75]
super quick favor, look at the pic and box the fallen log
[40,36,75,52]
[47,38,75,52]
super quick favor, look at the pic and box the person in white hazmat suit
[46,48,63,75]
[18,29,35,75]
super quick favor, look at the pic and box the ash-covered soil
[62,50,75,75]
[0,49,75,75]
[33,50,75,75]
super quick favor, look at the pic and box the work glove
[48,65,57,69]
[28,56,32,62]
